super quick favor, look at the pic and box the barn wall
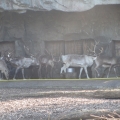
[0,5,119,55]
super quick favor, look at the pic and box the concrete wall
[0,5,120,55]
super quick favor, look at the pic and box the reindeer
[6,47,39,80]
[60,54,96,79]
[90,40,118,78]
[23,45,56,79]
[24,45,56,78]
[0,51,9,80]
[38,50,56,78]
[0,59,9,80]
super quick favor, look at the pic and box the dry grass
[0,88,120,120]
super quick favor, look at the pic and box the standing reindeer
[6,47,39,80]
[0,51,9,80]
[90,40,118,78]
[0,59,9,80]
[23,45,56,79]
[60,54,96,79]
[38,50,55,78]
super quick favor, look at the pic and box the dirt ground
[0,88,120,120]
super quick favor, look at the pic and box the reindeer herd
[0,40,120,80]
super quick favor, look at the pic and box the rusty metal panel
[65,41,83,55]
[45,41,64,56]
[45,40,94,56]
[83,39,94,55]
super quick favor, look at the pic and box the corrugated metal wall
[45,39,94,56]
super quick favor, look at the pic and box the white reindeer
[60,54,96,79]
[6,47,39,80]
[10,57,39,79]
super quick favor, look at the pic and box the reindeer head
[2,50,14,62]
[7,52,14,61]
[48,59,54,67]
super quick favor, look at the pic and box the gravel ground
[0,88,120,120]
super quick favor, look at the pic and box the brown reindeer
[38,49,56,78]
[90,40,118,78]
[23,45,56,79]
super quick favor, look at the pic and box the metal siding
[45,41,64,56]
[83,39,94,55]
[45,40,94,56]
[65,41,82,54]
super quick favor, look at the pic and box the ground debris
[0,88,120,120]
[89,111,120,120]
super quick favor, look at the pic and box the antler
[24,45,34,57]
[45,49,55,61]
[98,47,103,56]
[45,49,51,55]
[88,40,104,56]
[93,40,100,54]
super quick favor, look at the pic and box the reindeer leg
[13,67,20,80]
[79,67,83,79]
[60,67,63,73]
[107,66,112,78]
[114,67,118,78]
[1,73,3,79]
[46,65,50,78]
[46,65,48,78]
[84,67,90,79]
[48,66,52,79]
[0,72,1,80]
[60,64,67,73]
[60,65,66,74]
[0,72,3,80]
[51,67,53,78]
[38,64,41,78]
[60,64,69,74]
[102,67,108,78]
[95,67,100,78]
[22,68,26,80]
[0,71,3,80]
